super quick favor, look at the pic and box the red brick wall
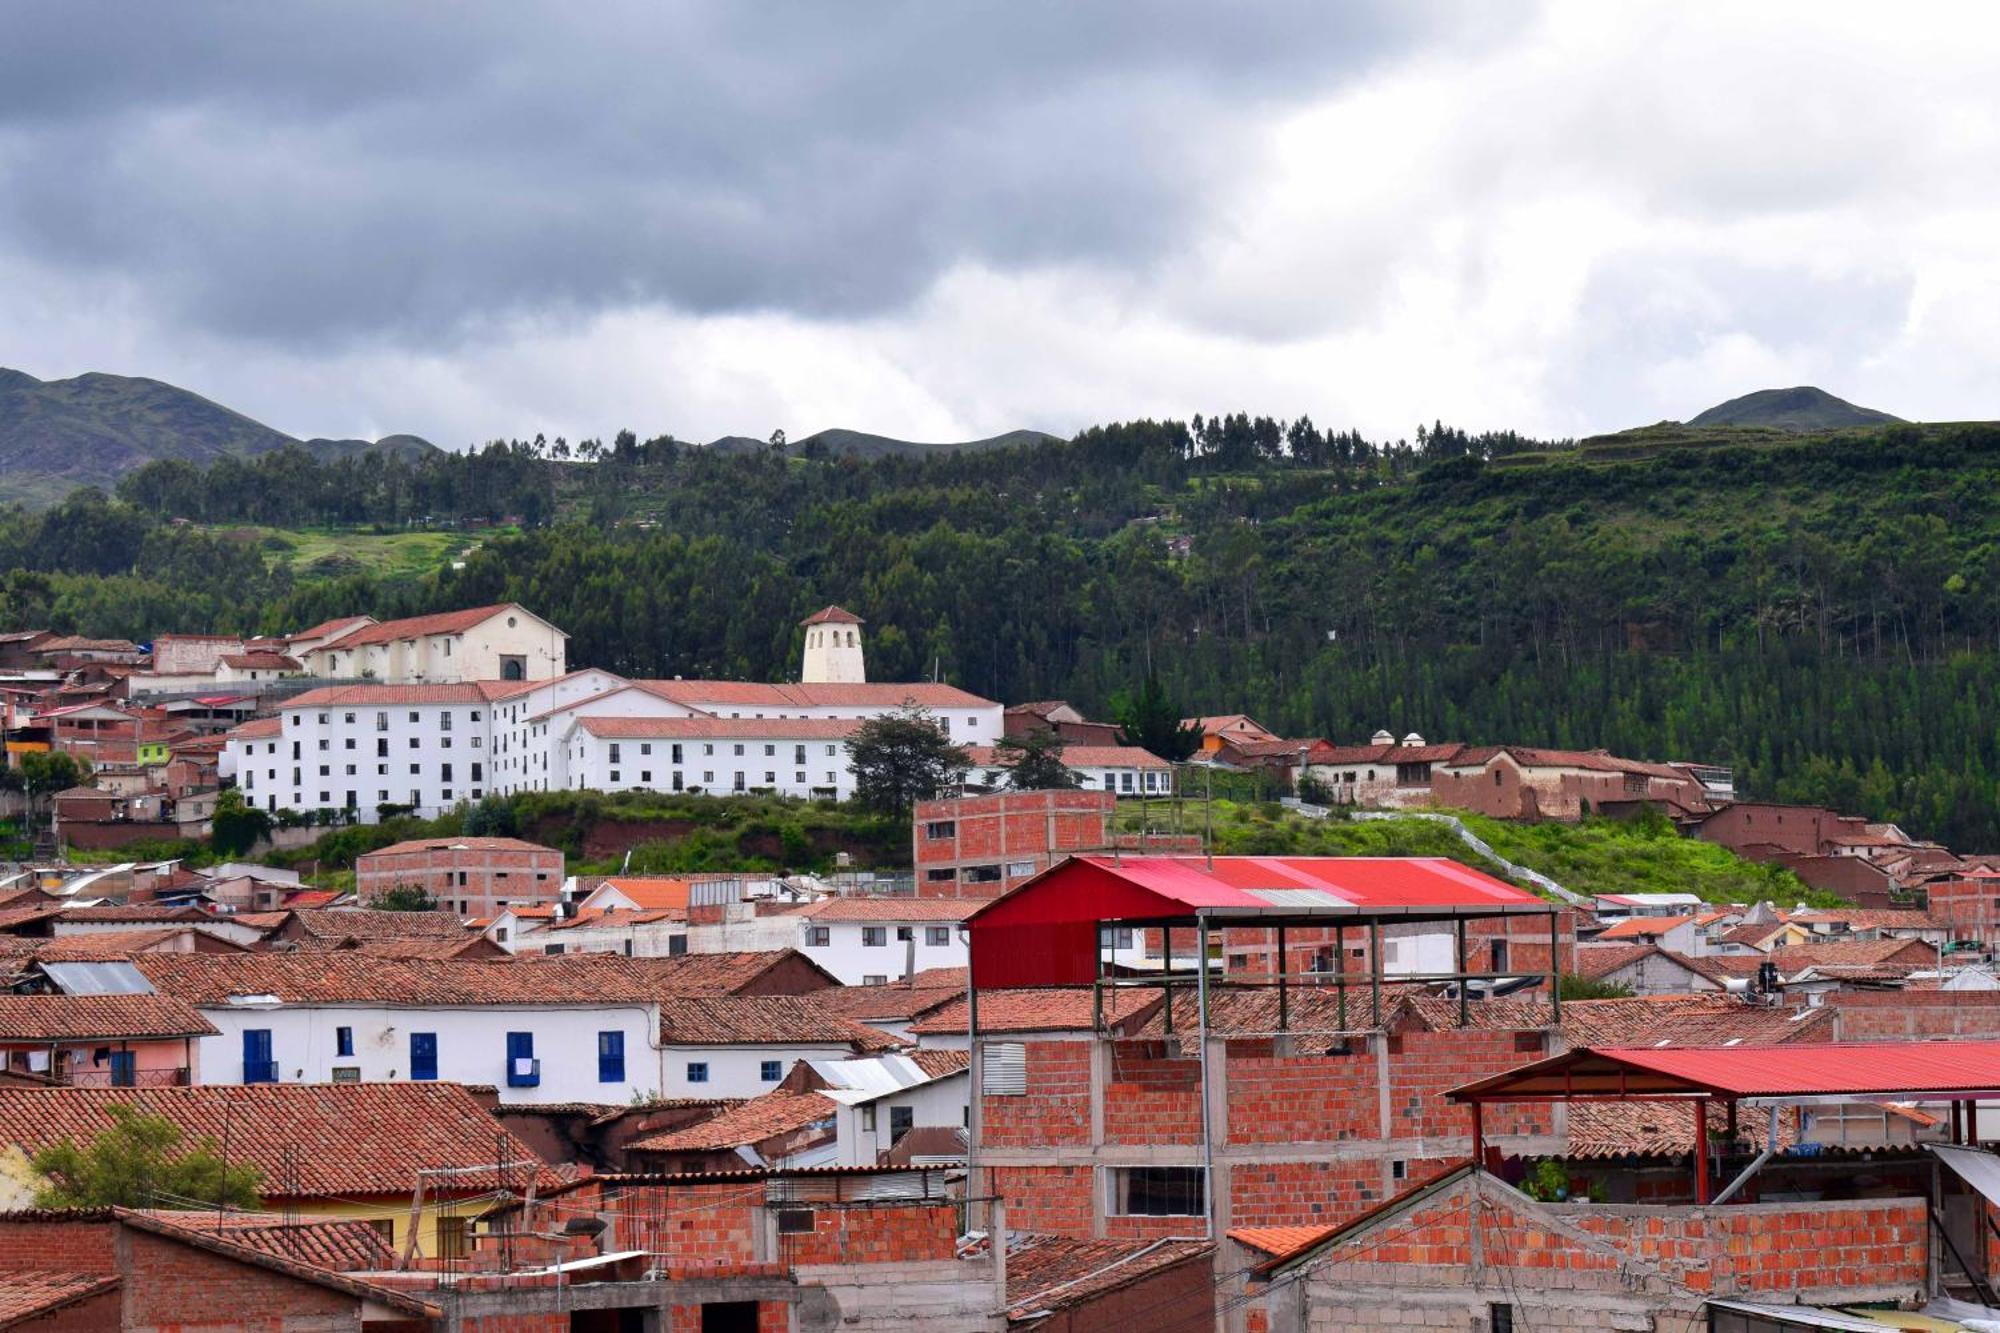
[1829,991,2000,1040]
[1571,1198,1927,1297]
[983,1040,1092,1146]
[122,1228,357,1327]
[1925,876,2000,945]
[1224,1044,1381,1145]
[355,844,564,915]
[777,1201,958,1266]
[1105,1041,1201,1145]
[0,1219,118,1274]
[991,1164,1095,1234]
[912,790,1116,898]
[1388,1029,1552,1139]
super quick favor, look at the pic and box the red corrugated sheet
[1590,1041,2000,1097]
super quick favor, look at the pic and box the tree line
[10,417,2000,847]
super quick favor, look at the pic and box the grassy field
[210,525,476,577]
[1121,800,1839,906]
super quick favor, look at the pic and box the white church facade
[226,606,1003,819]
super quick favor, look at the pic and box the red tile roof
[1573,943,1660,980]
[0,1083,552,1196]
[284,909,473,941]
[1390,993,1836,1047]
[636,679,997,711]
[1227,1223,1339,1260]
[0,1271,119,1325]
[218,653,300,671]
[281,682,519,709]
[626,1090,835,1153]
[578,715,861,740]
[224,717,282,742]
[124,1209,398,1272]
[811,983,964,1024]
[654,996,903,1050]
[797,897,980,921]
[286,615,375,644]
[137,950,826,1005]
[1005,1234,1214,1318]
[800,606,863,626]
[1444,745,1688,781]
[593,878,695,911]
[1593,915,1698,940]
[32,929,236,961]
[317,603,543,649]
[965,744,1169,770]
[910,987,1156,1035]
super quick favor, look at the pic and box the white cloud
[3,0,1998,447]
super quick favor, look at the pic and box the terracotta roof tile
[578,716,862,740]
[316,603,540,649]
[626,1090,835,1153]
[912,987,1157,1036]
[136,950,825,1005]
[0,994,215,1041]
[636,678,997,711]
[1005,1235,1214,1317]
[33,929,237,961]
[285,910,472,940]
[654,996,902,1050]
[0,1271,118,1324]
[812,984,963,1024]
[280,682,518,709]
[800,606,863,626]
[124,1209,398,1272]
[593,878,695,911]
[797,898,979,922]
[224,717,282,742]
[1594,915,1699,940]
[965,744,1169,770]
[1573,943,1659,980]
[0,1083,552,1196]
[1227,1223,1339,1260]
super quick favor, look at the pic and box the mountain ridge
[1687,385,1901,432]
[0,367,436,506]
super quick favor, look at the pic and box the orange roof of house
[636,678,996,711]
[318,603,545,649]
[596,878,696,911]
[223,717,282,741]
[797,897,980,921]
[965,744,1169,770]
[578,715,861,740]
[0,994,217,1040]
[0,1083,554,1196]
[655,996,902,1050]
[1594,914,1698,940]
[627,1090,835,1154]
[1227,1224,1339,1260]
[0,1271,120,1324]
[800,606,864,626]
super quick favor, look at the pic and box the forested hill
[9,412,2000,848]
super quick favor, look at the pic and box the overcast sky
[3,1,1995,448]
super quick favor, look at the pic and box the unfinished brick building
[354,834,564,916]
[911,790,1199,899]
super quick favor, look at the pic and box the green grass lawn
[211,525,474,578]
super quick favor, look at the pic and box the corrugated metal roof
[983,855,1545,917]
[1455,1040,2000,1102]
[40,960,155,995]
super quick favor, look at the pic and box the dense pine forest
[5,415,2000,849]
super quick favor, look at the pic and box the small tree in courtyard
[848,705,971,817]
[33,1103,263,1210]
[995,730,1081,791]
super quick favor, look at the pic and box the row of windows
[251,1026,794,1088]
[607,742,838,763]
[296,709,485,727]
[802,925,953,947]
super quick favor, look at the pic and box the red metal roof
[1452,1039,2000,1103]
[967,855,1550,989]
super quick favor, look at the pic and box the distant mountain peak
[0,367,435,506]
[1687,386,1902,432]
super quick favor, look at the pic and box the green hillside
[0,367,434,505]
[12,408,2000,852]
[1687,385,1900,432]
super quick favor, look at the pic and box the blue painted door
[410,1032,438,1081]
[242,1028,275,1083]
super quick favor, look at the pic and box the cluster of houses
[3,849,2000,1328]
[11,602,2000,1327]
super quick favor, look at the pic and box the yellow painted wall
[0,1145,475,1258]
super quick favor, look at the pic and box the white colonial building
[225,606,1003,820]
[296,603,568,684]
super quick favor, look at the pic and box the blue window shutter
[506,1031,539,1087]
[410,1032,438,1081]
[597,1031,625,1083]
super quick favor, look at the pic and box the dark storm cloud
[0,2,1502,349]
